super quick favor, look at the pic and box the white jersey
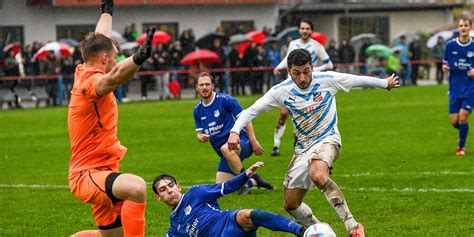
[276,38,331,71]
[231,71,388,155]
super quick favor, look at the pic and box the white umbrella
[349,33,377,45]
[119,42,138,51]
[427,31,454,48]
[391,31,419,45]
[229,34,251,45]
[112,30,126,44]
[34,42,72,59]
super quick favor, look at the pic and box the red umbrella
[246,31,267,44]
[311,32,327,46]
[180,49,220,65]
[34,42,72,59]
[3,43,21,55]
[135,31,171,45]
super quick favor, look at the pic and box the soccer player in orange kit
[67,1,155,236]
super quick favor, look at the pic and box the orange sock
[121,200,146,237]
[70,230,101,237]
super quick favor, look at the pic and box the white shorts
[283,140,340,190]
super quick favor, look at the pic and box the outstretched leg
[236,209,304,236]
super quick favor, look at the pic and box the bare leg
[220,143,243,174]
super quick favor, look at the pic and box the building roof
[279,2,463,14]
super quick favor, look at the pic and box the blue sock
[246,179,254,188]
[458,123,469,149]
[250,209,301,235]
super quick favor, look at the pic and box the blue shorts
[449,96,474,114]
[220,210,256,237]
[217,137,252,174]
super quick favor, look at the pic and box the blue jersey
[193,92,248,154]
[444,37,474,98]
[165,173,251,237]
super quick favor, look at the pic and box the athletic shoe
[350,223,365,237]
[271,146,280,156]
[456,148,465,156]
[298,226,306,237]
[237,186,251,195]
[251,173,274,190]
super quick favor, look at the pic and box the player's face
[104,45,118,73]
[196,76,214,99]
[458,20,471,38]
[288,63,312,89]
[155,179,182,207]
[299,22,313,41]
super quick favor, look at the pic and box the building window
[0,26,24,45]
[220,21,254,36]
[339,16,389,44]
[56,24,95,41]
[143,22,178,42]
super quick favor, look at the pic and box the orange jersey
[68,64,127,173]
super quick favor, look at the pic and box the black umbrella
[196,33,229,49]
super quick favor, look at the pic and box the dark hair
[81,32,115,62]
[299,19,314,31]
[287,49,312,68]
[196,71,215,85]
[152,174,177,194]
[458,17,472,27]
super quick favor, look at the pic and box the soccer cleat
[271,146,280,156]
[251,173,274,190]
[298,226,307,237]
[349,223,365,237]
[237,186,251,195]
[456,148,465,156]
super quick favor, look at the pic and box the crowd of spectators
[0,23,447,109]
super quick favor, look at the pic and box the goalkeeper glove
[101,0,114,16]
[133,27,156,66]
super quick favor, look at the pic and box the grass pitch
[0,85,473,236]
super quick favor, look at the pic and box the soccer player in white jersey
[270,19,333,156]
[228,49,399,237]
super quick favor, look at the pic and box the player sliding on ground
[228,48,399,237]
[68,0,155,236]
[153,161,307,237]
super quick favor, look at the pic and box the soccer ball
[303,223,336,237]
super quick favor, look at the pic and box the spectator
[3,50,21,108]
[180,29,196,55]
[209,38,227,93]
[366,52,386,77]
[432,36,445,85]
[169,41,186,89]
[409,38,422,85]
[265,41,281,86]
[385,50,402,78]
[228,44,244,96]
[243,42,259,94]
[326,39,339,70]
[40,51,60,105]
[338,39,355,74]
[359,39,372,75]
[139,57,155,101]
[396,35,412,85]
[153,43,171,100]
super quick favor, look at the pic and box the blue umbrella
[276,26,299,41]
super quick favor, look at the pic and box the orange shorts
[69,165,123,229]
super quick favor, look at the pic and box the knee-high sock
[121,200,146,237]
[286,202,319,227]
[322,179,357,233]
[70,230,101,237]
[458,123,469,149]
[250,209,302,235]
[274,123,286,148]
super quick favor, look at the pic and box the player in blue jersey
[442,17,474,156]
[153,161,307,237]
[193,72,273,191]
[270,19,333,156]
[228,49,399,237]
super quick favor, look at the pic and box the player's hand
[133,27,156,65]
[245,161,264,177]
[227,132,240,150]
[273,68,281,76]
[198,133,210,143]
[250,140,264,156]
[468,68,474,77]
[386,73,400,91]
[442,64,449,72]
[101,0,114,16]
